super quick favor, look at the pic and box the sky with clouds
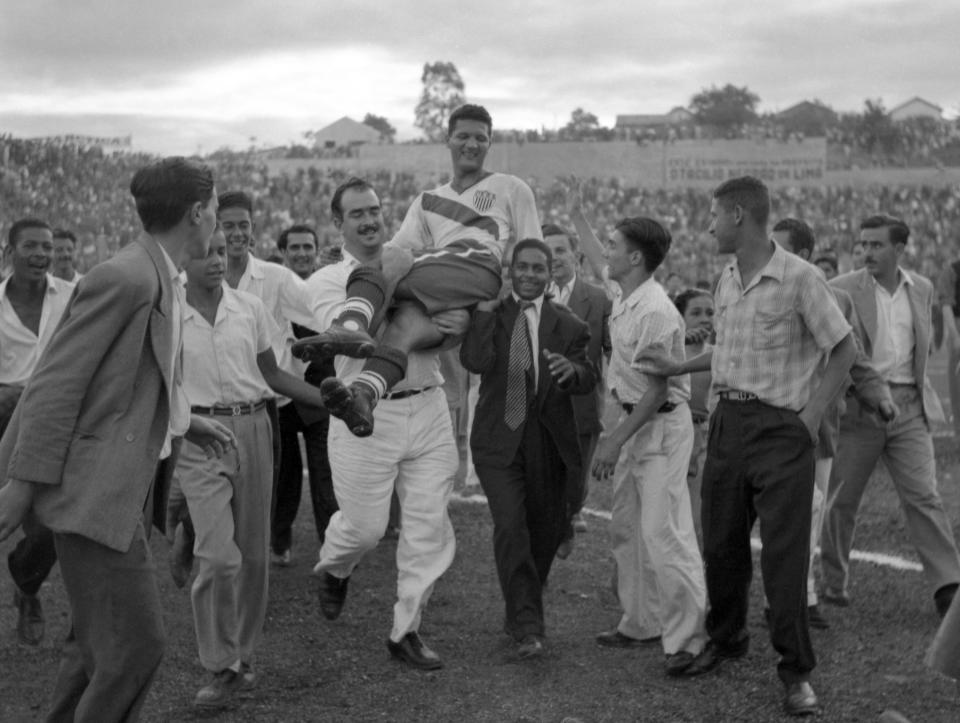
[1,0,957,154]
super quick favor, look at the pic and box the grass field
[2,349,960,722]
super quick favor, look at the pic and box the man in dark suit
[542,223,611,546]
[0,157,234,721]
[461,238,597,659]
[822,214,960,616]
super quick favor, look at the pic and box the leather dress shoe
[194,669,242,708]
[934,582,958,618]
[291,326,375,362]
[13,588,44,646]
[783,680,820,717]
[320,378,375,437]
[317,572,349,620]
[821,586,850,607]
[665,651,695,677]
[595,629,660,648]
[682,638,748,676]
[555,537,574,560]
[387,631,443,670]
[516,634,545,660]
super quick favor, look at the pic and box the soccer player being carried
[292,104,542,436]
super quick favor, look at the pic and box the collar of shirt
[0,273,66,303]
[725,240,787,292]
[550,276,576,303]
[156,243,180,284]
[869,266,914,294]
[183,285,242,325]
[242,253,266,283]
[511,292,544,316]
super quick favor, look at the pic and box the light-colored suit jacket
[0,237,175,552]
[831,267,943,425]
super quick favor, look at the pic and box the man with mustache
[306,177,467,671]
[1,218,74,646]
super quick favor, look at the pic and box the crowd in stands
[2,135,958,288]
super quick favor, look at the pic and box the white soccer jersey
[389,172,542,262]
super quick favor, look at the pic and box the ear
[188,201,205,226]
[798,248,812,262]
[733,204,745,225]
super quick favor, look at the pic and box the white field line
[452,493,924,573]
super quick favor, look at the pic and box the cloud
[1,0,958,152]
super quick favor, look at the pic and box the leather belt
[718,391,759,402]
[191,400,267,417]
[621,401,678,415]
[382,386,434,401]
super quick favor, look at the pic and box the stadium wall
[267,139,960,189]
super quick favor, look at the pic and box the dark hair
[217,191,253,217]
[130,157,215,234]
[674,288,712,316]
[540,222,580,253]
[511,238,552,268]
[615,217,672,272]
[860,215,910,246]
[8,218,52,248]
[713,175,770,228]
[53,228,78,246]
[814,253,838,272]
[772,217,816,257]
[277,224,318,251]
[695,279,712,290]
[448,104,493,136]
[331,177,375,223]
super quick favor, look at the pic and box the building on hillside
[615,107,694,140]
[311,117,382,148]
[889,97,943,122]
[775,101,837,137]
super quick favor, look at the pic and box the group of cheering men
[0,103,959,721]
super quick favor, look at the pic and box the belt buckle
[231,404,243,416]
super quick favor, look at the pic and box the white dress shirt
[0,274,74,385]
[872,269,916,384]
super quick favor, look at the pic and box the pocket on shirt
[752,310,793,350]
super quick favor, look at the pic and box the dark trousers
[475,417,567,639]
[8,518,57,596]
[46,521,164,723]
[271,402,336,553]
[701,399,816,684]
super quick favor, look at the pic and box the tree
[690,84,760,135]
[856,98,898,155]
[362,113,396,143]
[414,61,466,142]
[561,107,600,140]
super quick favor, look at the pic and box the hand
[431,309,471,336]
[567,176,584,217]
[475,297,502,313]
[878,399,899,423]
[185,416,237,459]
[797,408,820,445]
[0,479,34,543]
[684,325,712,346]
[634,347,680,377]
[591,437,622,480]
[543,348,575,385]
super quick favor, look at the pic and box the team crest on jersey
[473,190,496,213]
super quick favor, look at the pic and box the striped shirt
[389,172,542,262]
[712,241,851,411]
[607,277,690,406]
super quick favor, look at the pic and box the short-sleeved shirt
[182,286,278,407]
[304,251,443,391]
[389,172,542,263]
[711,241,851,411]
[0,274,74,386]
[607,277,691,406]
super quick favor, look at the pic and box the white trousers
[610,405,707,655]
[179,408,273,671]
[807,457,832,606]
[315,388,458,642]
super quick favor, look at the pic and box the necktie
[504,301,534,430]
